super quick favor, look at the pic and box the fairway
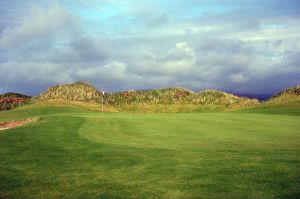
[0,105,300,198]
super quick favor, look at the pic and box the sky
[0,0,300,97]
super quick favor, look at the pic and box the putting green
[0,104,299,198]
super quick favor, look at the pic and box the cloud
[76,61,128,81]
[0,61,72,95]
[49,37,109,64]
[230,73,249,83]
[146,14,168,28]
[237,20,261,31]
[0,1,80,50]
[0,0,299,96]
[75,61,144,90]
[129,41,196,77]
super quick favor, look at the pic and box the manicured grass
[0,103,299,198]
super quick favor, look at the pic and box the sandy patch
[0,118,36,131]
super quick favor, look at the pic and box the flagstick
[102,91,105,117]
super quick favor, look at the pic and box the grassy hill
[271,85,300,98]
[4,83,300,114]
[34,81,103,102]
[106,87,258,106]
[0,101,299,198]
[106,88,259,113]
[0,93,31,111]
[237,85,300,115]
[267,85,300,105]
[32,82,259,113]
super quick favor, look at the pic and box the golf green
[0,104,299,198]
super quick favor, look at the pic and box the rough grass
[0,102,299,198]
[33,82,258,108]
[106,88,258,107]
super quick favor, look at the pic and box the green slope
[0,103,299,198]
[237,93,300,116]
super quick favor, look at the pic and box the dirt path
[0,118,34,131]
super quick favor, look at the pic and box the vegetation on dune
[3,82,300,113]
[0,93,31,111]
[257,85,299,106]
[34,81,103,102]
[265,85,300,105]
[32,82,258,112]
[272,85,300,98]
[106,87,258,107]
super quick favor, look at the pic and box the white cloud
[0,2,80,49]
[230,73,248,83]
[77,61,126,79]
[131,41,196,76]
[0,61,65,82]
[176,42,187,49]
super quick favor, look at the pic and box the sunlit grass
[0,103,299,198]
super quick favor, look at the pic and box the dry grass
[26,100,119,112]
